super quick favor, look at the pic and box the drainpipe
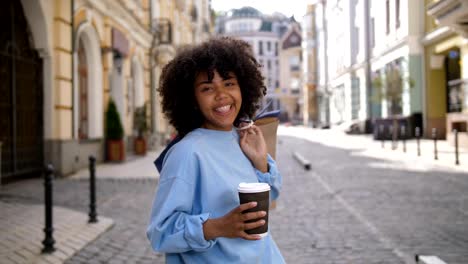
[149,1,156,135]
[322,0,330,126]
[364,0,372,126]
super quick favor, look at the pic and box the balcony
[427,0,468,37]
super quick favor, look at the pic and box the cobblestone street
[1,126,467,263]
[272,130,468,264]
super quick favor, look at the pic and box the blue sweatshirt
[146,128,285,263]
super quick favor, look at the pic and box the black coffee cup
[238,182,270,237]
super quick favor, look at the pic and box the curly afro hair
[158,37,266,136]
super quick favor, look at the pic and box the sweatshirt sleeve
[255,154,282,200]
[146,146,216,253]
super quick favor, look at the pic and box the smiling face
[194,70,242,131]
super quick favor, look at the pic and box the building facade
[319,0,424,135]
[425,0,468,146]
[152,0,212,145]
[369,0,424,128]
[279,20,303,123]
[215,7,293,116]
[302,2,330,127]
[0,0,212,181]
[327,0,368,126]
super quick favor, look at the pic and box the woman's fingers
[243,219,266,231]
[241,210,267,222]
[237,201,257,213]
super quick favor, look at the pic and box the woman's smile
[194,70,242,131]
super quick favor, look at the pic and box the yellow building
[0,0,212,181]
[424,0,468,147]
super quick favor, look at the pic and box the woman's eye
[201,86,212,92]
[225,82,235,87]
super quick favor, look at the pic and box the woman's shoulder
[163,129,207,160]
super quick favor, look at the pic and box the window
[351,77,360,119]
[267,60,271,70]
[267,41,271,52]
[290,78,300,94]
[395,0,400,29]
[259,41,263,55]
[275,42,278,56]
[289,56,300,71]
[386,0,390,34]
[77,38,88,139]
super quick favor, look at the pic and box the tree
[372,60,415,116]
[371,59,415,145]
[105,99,124,140]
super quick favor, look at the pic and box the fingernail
[251,202,257,206]
[261,211,267,216]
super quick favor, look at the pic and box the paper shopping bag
[254,116,279,209]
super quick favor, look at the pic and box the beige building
[0,0,212,181]
[279,20,303,123]
[152,0,213,145]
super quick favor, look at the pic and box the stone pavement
[279,125,468,173]
[275,127,468,263]
[0,128,466,263]
[0,201,113,264]
[70,150,161,180]
[0,151,160,264]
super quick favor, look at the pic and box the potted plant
[105,98,125,161]
[133,103,148,155]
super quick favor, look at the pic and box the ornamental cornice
[80,0,152,49]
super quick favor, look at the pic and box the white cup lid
[238,182,270,193]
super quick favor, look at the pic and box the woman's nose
[214,83,228,99]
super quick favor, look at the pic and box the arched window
[77,38,88,139]
[74,22,103,139]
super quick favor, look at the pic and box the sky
[210,0,311,20]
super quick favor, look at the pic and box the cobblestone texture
[1,128,467,263]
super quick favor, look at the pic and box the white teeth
[215,105,231,113]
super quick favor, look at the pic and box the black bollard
[389,125,395,150]
[380,124,385,148]
[42,164,55,253]
[454,129,459,165]
[432,128,438,160]
[89,156,98,223]
[401,125,406,153]
[415,127,421,156]
[293,152,311,170]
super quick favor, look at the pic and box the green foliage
[133,103,148,138]
[371,61,415,116]
[105,99,124,140]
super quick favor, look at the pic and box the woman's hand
[238,125,268,172]
[203,202,266,241]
